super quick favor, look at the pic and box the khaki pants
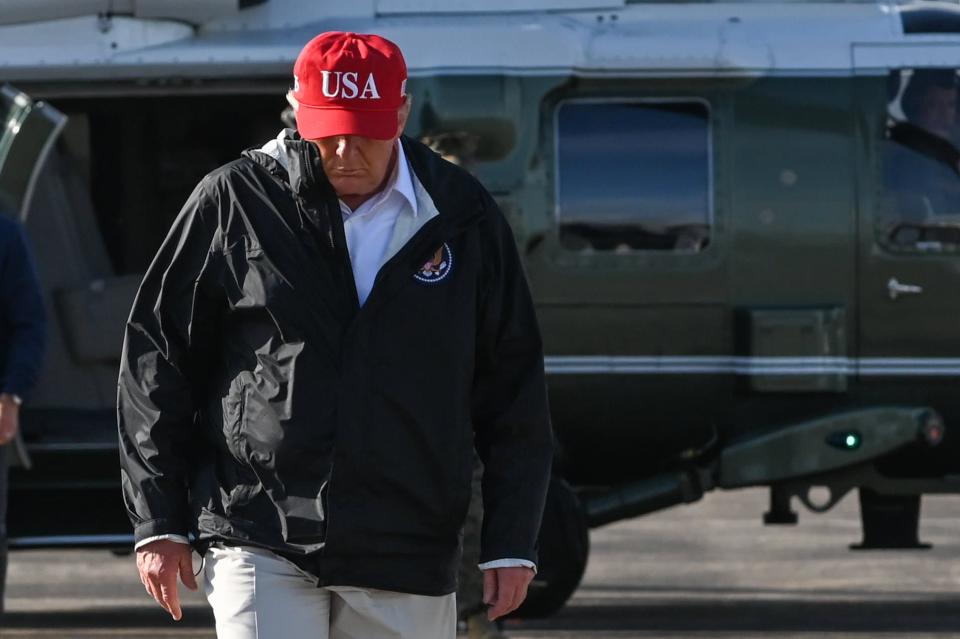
[203,544,456,639]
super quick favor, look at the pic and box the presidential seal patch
[414,243,453,283]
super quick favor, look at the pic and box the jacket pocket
[210,375,262,518]
[222,373,252,462]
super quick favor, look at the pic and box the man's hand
[0,394,19,445]
[483,566,535,621]
[136,539,198,620]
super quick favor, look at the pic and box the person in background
[0,214,46,615]
[421,131,508,639]
[901,69,960,144]
[882,70,960,233]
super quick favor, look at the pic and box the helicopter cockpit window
[555,99,711,254]
[879,69,960,252]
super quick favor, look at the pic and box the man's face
[917,86,958,138]
[309,99,411,204]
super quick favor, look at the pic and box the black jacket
[117,134,553,595]
[0,216,45,400]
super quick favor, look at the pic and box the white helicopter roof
[1,0,959,83]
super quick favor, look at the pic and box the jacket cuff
[478,558,537,573]
[135,534,190,550]
[133,518,189,545]
[1,382,28,402]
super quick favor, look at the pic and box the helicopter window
[879,68,960,253]
[555,99,711,254]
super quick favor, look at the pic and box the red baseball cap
[291,32,408,140]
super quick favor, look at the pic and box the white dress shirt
[339,140,417,306]
[137,135,535,574]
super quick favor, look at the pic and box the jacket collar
[241,129,336,208]
[244,129,483,231]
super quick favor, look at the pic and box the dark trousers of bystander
[458,455,485,619]
[0,444,8,616]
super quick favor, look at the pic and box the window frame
[552,96,716,256]
[0,84,66,223]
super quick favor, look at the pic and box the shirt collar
[393,139,419,218]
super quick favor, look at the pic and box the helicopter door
[0,85,66,221]
[525,94,730,482]
[856,65,960,400]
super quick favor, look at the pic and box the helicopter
[3,0,960,616]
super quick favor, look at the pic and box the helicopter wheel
[512,476,590,618]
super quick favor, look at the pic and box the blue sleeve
[0,222,47,399]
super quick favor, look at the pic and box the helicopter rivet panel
[0,15,192,69]
[0,3,948,82]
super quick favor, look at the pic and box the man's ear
[396,95,412,137]
[286,90,300,112]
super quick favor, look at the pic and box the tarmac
[3,487,960,638]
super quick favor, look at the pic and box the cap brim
[295,105,399,140]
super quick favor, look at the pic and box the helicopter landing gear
[851,488,930,550]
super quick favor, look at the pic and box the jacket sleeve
[117,179,224,544]
[472,193,554,565]
[0,223,47,399]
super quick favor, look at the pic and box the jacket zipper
[311,200,351,582]
[326,203,360,310]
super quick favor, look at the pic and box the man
[0,214,46,615]
[118,31,553,639]
[901,69,959,143]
